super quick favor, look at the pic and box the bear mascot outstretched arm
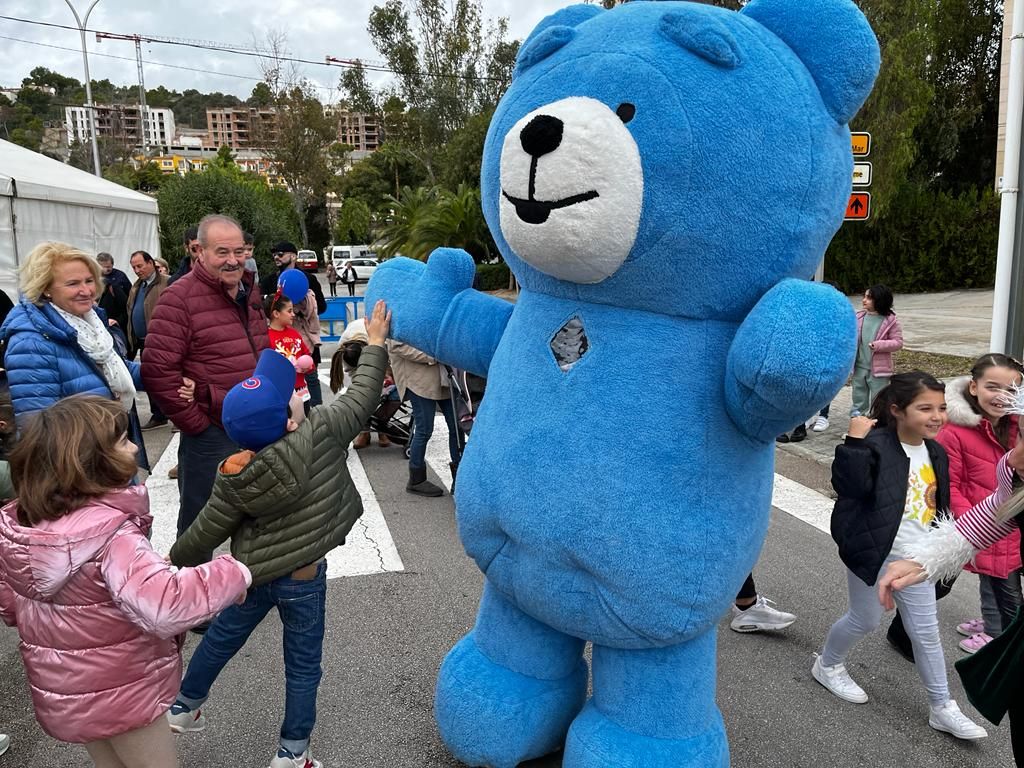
[367,1,879,765]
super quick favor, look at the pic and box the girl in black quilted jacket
[811,372,988,741]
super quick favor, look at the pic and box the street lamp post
[63,0,103,177]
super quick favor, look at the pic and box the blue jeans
[177,425,238,562]
[407,390,459,470]
[177,561,327,755]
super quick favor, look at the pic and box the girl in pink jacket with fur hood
[937,354,1024,654]
[0,396,250,767]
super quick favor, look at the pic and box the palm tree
[375,186,438,259]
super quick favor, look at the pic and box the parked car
[330,245,370,268]
[337,257,379,283]
[295,249,319,272]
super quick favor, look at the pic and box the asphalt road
[0,361,1012,767]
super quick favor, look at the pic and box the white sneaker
[812,415,829,432]
[811,655,868,704]
[730,595,797,633]
[166,703,205,734]
[929,700,988,741]
[269,748,323,768]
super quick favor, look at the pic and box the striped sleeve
[954,453,1019,550]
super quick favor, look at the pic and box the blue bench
[320,297,365,342]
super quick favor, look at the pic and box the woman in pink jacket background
[937,354,1024,655]
[851,284,904,417]
[0,396,250,768]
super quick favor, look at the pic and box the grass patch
[895,349,973,379]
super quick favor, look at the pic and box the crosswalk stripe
[143,425,404,579]
[771,473,832,534]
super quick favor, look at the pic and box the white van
[330,245,378,281]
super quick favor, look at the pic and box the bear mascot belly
[367,1,879,765]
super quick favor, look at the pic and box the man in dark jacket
[260,241,327,314]
[142,214,269,570]
[95,252,130,330]
[169,225,201,286]
[126,249,169,428]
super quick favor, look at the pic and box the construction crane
[94,31,269,153]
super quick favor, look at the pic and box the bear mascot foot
[435,632,588,768]
[563,700,727,768]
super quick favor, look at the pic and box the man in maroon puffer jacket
[143,214,270,569]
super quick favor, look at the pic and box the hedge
[825,182,999,294]
[476,262,510,291]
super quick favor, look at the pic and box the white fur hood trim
[901,515,978,584]
[944,376,982,429]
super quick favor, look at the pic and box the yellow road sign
[851,132,871,157]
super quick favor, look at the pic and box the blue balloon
[277,269,308,304]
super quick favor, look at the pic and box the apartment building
[334,110,381,152]
[206,106,278,149]
[64,104,175,149]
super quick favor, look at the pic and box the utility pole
[63,0,103,177]
[993,0,1024,354]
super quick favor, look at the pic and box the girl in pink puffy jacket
[937,353,1024,654]
[851,284,903,417]
[0,395,250,768]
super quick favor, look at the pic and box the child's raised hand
[366,300,392,346]
[1008,440,1024,475]
[179,377,196,403]
[848,415,876,439]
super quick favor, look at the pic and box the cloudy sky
[1,1,570,103]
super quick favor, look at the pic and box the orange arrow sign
[845,192,871,221]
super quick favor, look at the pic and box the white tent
[0,139,160,299]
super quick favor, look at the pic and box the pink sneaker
[956,619,985,637]
[958,632,993,654]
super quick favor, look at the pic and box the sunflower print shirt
[892,441,939,557]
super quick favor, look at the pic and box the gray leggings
[821,555,949,706]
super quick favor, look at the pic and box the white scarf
[54,306,137,410]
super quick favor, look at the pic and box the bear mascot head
[367,1,879,765]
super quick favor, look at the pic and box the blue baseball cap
[222,350,297,452]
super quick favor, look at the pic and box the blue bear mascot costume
[368,0,879,765]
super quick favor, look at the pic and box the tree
[375,184,494,261]
[211,145,237,169]
[248,82,274,107]
[910,0,1002,193]
[157,167,300,273]
[437,108,493,189]
[335,198,373,243]
[341,0,518,172]
[257,83,339,248]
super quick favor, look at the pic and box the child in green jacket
[166,301,391,768]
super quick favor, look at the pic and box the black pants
[347,282,356,296]
[1011,704,1024,765]
[177,424,238,561]
[328,282,337,297]
[737,573,758,602]
[135,338,166,422]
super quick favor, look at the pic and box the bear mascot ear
[742,0,880,124]
[515,4,604,75]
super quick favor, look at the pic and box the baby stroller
[443,364,475,459]
[330,336,414,451]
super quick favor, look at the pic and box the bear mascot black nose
[520,115,564,158]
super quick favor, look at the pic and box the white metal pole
[992,0,1024,351]
[64,0,103,177]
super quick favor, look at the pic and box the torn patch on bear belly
[551,316,589,372]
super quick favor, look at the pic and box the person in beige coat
[389,340,460,496]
